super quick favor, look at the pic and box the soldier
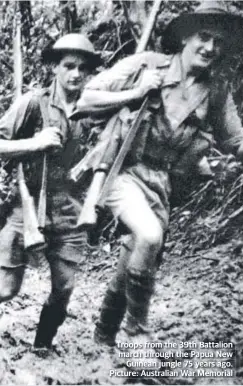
[0,33,101,349]
[73,1,243,347]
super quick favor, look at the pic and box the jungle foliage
[1,0,243,112]
[1,1,243,251]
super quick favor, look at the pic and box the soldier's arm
[0,130,62,158]
[77,54,162,112]
[0,93,62,159]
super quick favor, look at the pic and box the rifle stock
[77,171,106,228]
[18,163,46,251]
[77,120,121,228]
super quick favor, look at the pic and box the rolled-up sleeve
[85,54,144,92]
[217,93,243,153]
[0,92,35,140]
[85,51,170,92]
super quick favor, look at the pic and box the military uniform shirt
[0,80,90,264]
[83,51,243,229]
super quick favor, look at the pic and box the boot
[125,268,154,336]
[94,240,133,347]
[118,269,160,372]
[34,302,66,349]
[94,288,127,346]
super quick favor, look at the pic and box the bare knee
[59,279,74,299]
[0,287,17,302]
[0,267,24,302]
[52,275,74,303]
[135,223,163,252]
[50,260,76,304]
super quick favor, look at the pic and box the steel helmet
[42,33,102,68]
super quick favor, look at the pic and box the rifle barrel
[97,97,149,209]
[136,0,162,53]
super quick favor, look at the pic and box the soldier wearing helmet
[0,33,101,350]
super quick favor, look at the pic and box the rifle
[18,163,45,251]
[97,97,149,210]
[75,66,145,228]
[14,5,46,252]
[68,112,121,183]
[37,97,51,233]
[75,0,162,229]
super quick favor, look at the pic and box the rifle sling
[37,95,50,229]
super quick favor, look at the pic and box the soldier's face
[182,28,226,70]
[54,54,89,93]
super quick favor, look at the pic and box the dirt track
[0,238,242,385]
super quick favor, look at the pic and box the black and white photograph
[0,0,242,384]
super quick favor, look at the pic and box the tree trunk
[60,0,78,33]
[19,1,33,47]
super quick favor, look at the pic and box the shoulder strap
[34,90,50,230]
[32,89,50,128]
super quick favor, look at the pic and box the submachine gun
[69,0,163,229]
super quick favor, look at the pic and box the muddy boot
[34,302,66,349]
[94,288,127,347]
[94,240,132,347]
[125,268,154,336]
[117,268,160,372]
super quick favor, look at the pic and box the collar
[48,79,62,110]
[162,53,212,88]
[162,54,182,87]
[48,79,81,112]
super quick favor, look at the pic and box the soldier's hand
[33,127,63,151]
[137,69,162,98]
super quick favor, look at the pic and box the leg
[0,265,25,302]
[96,175,164,343]
[118,193,163,335]
[0,207,25,302]
[94,236,133,346]
[34,256,76,348]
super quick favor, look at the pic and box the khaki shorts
[0,197,87,269]
[105,163,172,230]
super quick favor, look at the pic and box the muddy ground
[0,235,242,385]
